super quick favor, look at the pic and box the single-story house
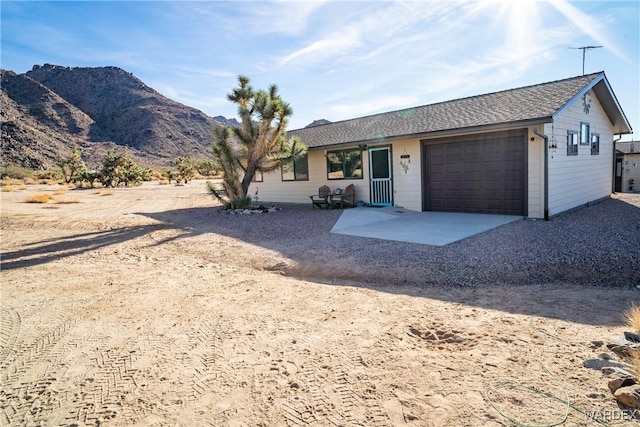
[255,72,632,220]
[615,141,640,193]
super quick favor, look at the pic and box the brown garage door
[424,130,526,215]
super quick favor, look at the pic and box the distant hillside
[1,64,238,169]
[1,70,120,169]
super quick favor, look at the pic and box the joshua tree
[207,76,306,209]
[57,148,87,184]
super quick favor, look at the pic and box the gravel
[193,194,640,288]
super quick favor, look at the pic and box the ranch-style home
[256,72,632,220]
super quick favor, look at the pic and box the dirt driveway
[1,181,639,426]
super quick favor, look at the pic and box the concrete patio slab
[331,207,522,246]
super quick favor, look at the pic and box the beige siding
[527,127,544,219]
[547,89,614,216]
[255,148,370,205]
[255,139,424,210]
[622,153,640,193]
[388,139,422,211]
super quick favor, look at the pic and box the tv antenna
[569,45,602,75]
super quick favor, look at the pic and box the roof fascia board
[552,72,604,120]
[306,118,552,150]
[552,72,632,134]
[597,74,633,133]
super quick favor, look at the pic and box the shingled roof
[616,141,639,154]
[290,72,629,148]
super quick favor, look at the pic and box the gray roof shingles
[290,73,601,148]
[616,141,639,154]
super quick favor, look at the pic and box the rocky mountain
[1,64,236,169]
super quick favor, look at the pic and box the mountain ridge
[1,64,239,169]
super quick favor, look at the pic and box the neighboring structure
[615,141,640,193]
[255,72,631,219]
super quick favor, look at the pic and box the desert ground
[1,180,639,426]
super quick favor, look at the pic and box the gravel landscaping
[179,193,640,288]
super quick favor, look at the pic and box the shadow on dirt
[0,224,170,270]
[3,197,638,326]
[133,198,640,326]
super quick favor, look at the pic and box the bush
[0,165,34,180]
[25,193,54,203]
[175,157,196,183]
[99,150,145,187]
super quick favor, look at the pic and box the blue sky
[1,0,638,138]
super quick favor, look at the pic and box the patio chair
[310,185,331,209]
[331,184,355,208]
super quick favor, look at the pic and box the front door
[615,159,623,192]
[369,147,393,206]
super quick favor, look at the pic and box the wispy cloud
[548,0,628,61]
[1,0,637,133]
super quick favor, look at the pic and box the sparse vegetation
[25,193,55,203]
[623,303,640,334]
[57,149,87,184]
[175,157,196,184]
[56,198,81,204]
[0,165,34,180]
[98,150,149,187]
[195,158,218,177]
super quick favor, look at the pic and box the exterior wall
[547,89,614,216]
[621,153,640,193]
[387,139,422,211]
[255,147,371,205]
[254,139,423,209]
[527,127,545,219]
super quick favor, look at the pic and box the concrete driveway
[331,207,523,246]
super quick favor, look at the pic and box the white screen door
[369,147,393,206]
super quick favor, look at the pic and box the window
[567,131,579,156]
[591,133,600,155]
[281,154,309,181]
[580,122,590,145]
[327,148,363,180]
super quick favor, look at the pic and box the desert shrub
[623,303,640,333]
[0,165,33,180]
[56,198,80,204]
[1,178,24,186]
[53,187,68,195]
[34,168,63,181]
[25,193,54,203]
[175,157,196,183]
[196,158,219,177]
[57,149,87,184]
[99,150,146,187]
[1,185,15,192]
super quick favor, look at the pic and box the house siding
[254,148,371,205]
[547,89,614,216]
[621,153,640,193]
[527,127,544,219]
[386,139,422,211]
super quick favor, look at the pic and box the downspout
[613,134,622,193]
[533,128,549,221]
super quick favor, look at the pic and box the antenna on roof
[569,46,602,75]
